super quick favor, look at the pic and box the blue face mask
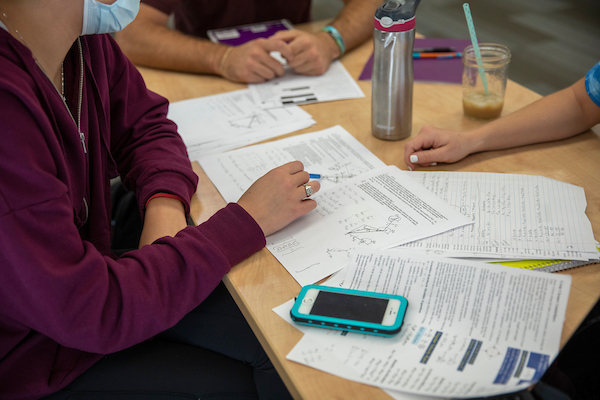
[81,0,140,35]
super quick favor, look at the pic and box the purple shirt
[143,0,312,39]
[0,31,265,400]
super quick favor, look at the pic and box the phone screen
[310,291,388,324]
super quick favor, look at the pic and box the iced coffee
[463,90,504,119]
[462,44,511,120]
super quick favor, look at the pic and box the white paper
[249,60,364,108]
[266,166,472,286]
[199,125,387,203]
[166,89,315,159]
[273,300,443,400]
[395,171,598,260]
[282,251,571,398]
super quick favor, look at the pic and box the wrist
[467,127,492,154]
[218,46,234,76]
[320,25,345,59]
[145,193,185,211]
[208,45,229,75]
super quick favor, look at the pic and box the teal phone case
[290,285,408,337]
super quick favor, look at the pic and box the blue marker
[309,173,321,179]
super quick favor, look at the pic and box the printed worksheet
[167,89,315,159]
[395,171,598,260]
[248,60,364,108]
[266,166,472,286]
[199,125,387,202]
[278,250,571,398]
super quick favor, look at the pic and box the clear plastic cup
[462,43,511,119]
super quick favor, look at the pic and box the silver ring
[303,184,313,197]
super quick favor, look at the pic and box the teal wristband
[321,25,346,58]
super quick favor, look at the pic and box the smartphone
[290,285,408,337]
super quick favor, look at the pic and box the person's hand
[271,30,338,75]
[237,161,321,237]
[139,196,188,248]
[219,38,294,83]
[404,126,476,170]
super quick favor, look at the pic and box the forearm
[471,79,598,153]
[114,5,227,75]
[329,0,383,52]
[139,196,188,248]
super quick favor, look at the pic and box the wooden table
[137,23,600,399]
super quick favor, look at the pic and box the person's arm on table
[405,77,600,169]
[113,4,294,83]
[272,0,383,75]
[139,196,188,248]
[138,161,322,247]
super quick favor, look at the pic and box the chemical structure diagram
[345,214,401,245]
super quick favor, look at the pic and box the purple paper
[207,20,292,47]
[359,38,472,84]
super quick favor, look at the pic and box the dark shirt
[143,0,312,39]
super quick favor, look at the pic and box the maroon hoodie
[0,31,265,399]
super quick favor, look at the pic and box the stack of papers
[275,250,572,399]
[200,126,472,286]
[199,125,385,202]
[200,126,598,285]
[199,125,595,399]
[249,60,365,108]
[394,171,598,261]
[167,89,315,159]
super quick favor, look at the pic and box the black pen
[413,47,456,53]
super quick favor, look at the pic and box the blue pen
[309,173,321,179]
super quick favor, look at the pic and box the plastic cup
[462,43,511,119]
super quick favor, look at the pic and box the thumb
[271,29,300,43]
[409,150,441,166]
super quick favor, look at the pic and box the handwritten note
[395,171,598,260]
[167,89,315,158]
[266,166,472,286]
[199,126,387,203]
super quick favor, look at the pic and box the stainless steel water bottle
[372,0,420,141]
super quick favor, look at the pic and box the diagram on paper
[318,162,371,184]
[323,214,402,260]
[228,112,268,129]
[344,214,400,245]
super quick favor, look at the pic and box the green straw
[462,3,489,94]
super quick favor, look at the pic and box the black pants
[41,182,292,399]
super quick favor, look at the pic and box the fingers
[223,39,292,83]
[272,30,331,76]
[404,126,473,170]
[407,151,440,169]
[263,37,295,64]
[237,161,322,236]
[404,126,446,169]
[279,161,321,199]
[271,29,302,43]
[300,180,321,199]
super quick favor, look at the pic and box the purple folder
[207,19,293,47]
[359,38,472,84]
